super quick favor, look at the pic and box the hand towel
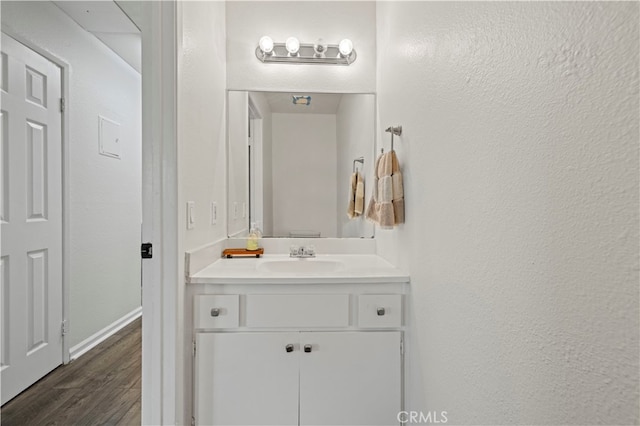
[347,172,357,219]
[366,150,404,227]
[354,171,365,215]
[390,151,404,224]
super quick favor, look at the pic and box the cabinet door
[195,332,299,426]
[299,331,402,426]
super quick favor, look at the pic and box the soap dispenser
[246,222,262,251]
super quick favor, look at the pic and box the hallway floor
[1,318,141,425]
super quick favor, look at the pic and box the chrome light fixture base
[255,42,357,65]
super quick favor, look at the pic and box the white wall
[336,94,375,238]
[226,1,376,93]
[1,1,142,350]
[178,1,226,423]
[271,113,337,237]
[179,1,227,250]
[376,2,639,424]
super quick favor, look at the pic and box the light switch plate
[187,201,195,229]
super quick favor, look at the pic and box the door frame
[0,28,71,365]
[139,2,179,424]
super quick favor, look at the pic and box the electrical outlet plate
[211,202,217,225]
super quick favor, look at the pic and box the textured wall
[226,1,376,93]
[178,2,227,424]
[179,1,227,250]
[376,2,639,424]
[2,1,142,349]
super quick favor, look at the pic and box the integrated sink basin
[257,258,345,274]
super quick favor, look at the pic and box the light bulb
[338,39,353,57]
[285,37,300,55]
[313,38,327,56]
[258,36,274,54]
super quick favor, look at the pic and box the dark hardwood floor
[1,317,141,426]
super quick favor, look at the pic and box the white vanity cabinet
[191,285,405,426]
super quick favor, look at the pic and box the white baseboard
[69,306,142,362]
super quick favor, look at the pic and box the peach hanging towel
[347,171,365,218]
[366,150,404,228]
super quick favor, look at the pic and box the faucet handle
[306,245,315,256]
[290,245,300,257]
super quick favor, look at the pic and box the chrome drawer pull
[285,344,294,353]
[377,307,386,316]
[304,344,312,353]
[210,308,221,317]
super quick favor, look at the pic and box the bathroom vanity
[187,253,409,426]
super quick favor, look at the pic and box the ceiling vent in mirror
[256,37,356,65]
[292,95,311,106]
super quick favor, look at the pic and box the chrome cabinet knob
[210,308,220,317]
[377,307,386,316]
[304,344,312,353]
[285,344,294,353]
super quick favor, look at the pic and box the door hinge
[141,242,153,259]
[400,339,404,355]
[61,320,68,337]
[193,340,196,357]
[59,97,65,113]
[191,416,196,426]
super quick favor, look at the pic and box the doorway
[0,0,143,407]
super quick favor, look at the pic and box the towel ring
[382,125,402,153]
[352,157,364,173]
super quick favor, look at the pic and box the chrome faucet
[290,245,316,258]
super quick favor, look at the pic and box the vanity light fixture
[292,95,311,106]
[255,36,357,65]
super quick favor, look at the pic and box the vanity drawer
[245,294,349,328]
[358,295,403,328]
[194,295,240,329]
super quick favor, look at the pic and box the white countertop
[188,254,410,285]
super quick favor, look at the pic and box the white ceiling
[263,92,344,114]
[53,1,141,73]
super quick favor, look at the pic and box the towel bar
[352,157,364,173]
[383,125,402,153]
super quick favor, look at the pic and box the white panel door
[195,332,299,426]
[0,33,63,405]
[299,331,402,426]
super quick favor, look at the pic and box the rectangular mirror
[227,91,376,238]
